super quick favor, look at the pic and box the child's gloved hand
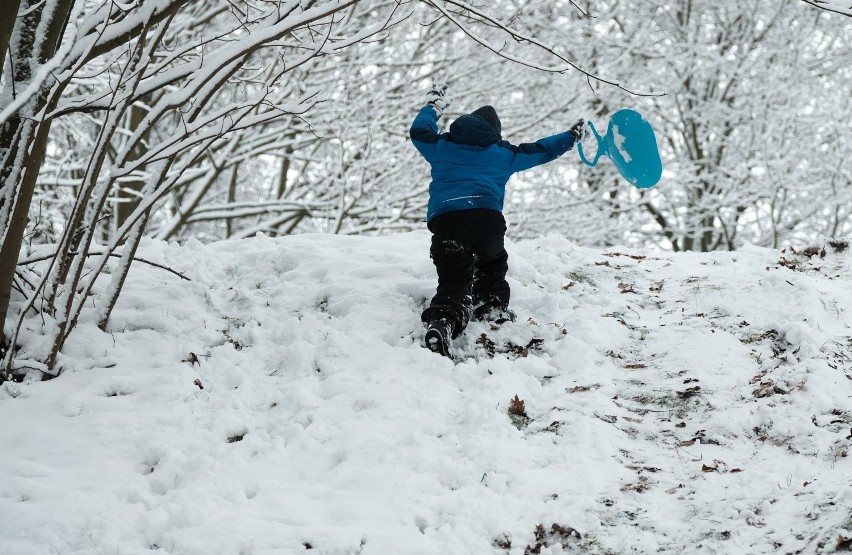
[425,82,451,116]
[569,119,588,142]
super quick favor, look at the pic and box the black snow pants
[421,208,510,338]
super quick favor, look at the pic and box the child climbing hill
[410,83,587,357]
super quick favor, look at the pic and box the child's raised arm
[508,119,586,173]
[409,83,451,162]
[409,106,442,162]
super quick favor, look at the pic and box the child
[410,83,586,357]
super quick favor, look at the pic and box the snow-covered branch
[420,0,664,96]
[799,0,852,17]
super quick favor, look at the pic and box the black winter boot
[473,303,516,325]
[425,318,453,358]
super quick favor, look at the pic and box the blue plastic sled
[577,109,662,189]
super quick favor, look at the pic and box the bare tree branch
[798,0,852,17]
[421,0,665,96]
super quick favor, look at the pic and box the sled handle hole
[577,121,606,167]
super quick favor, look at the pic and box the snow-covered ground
[2,232,851,554]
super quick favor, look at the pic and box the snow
[2,232,851,554]
[612,124,632,164]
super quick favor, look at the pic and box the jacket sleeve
[409,106,442,162]
[508,131,575,173]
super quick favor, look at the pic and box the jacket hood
[449,114,502,148]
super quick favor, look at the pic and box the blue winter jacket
[409,106,576,222]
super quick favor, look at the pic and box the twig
[423,0,665,97]
[568,1,594,17]
[17,252,191,281]
[799,0,851,17]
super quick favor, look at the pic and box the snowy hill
[2,232,851,554]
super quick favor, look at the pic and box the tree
[1,0,401,377]
[1,0,637,379]
[506,0,851,251]
[636,0,851,251]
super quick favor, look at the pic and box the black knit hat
[471,105,501,135]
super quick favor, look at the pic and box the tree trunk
[0,121,50,345]
[0,0,23,82]
[114,104,150,236]
[276,148,292,199]
[97,211,150,331]
[0,0,76,347]
[226,164,238,238]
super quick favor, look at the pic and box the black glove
[569,119,588,143]
[425,82,451,116]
